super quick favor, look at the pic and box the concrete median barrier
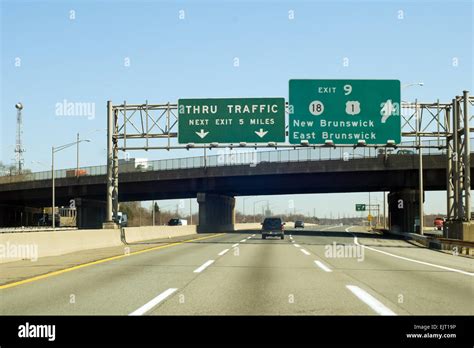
[234,223,262,230]
[0,229,122,264]
[122,225,197,243]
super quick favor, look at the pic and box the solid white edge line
[218,249,229,256]
[193,259,215,273]
[314,260,332,272]
[300,249,310,255]
[345,227,474,277]
[129,288,178,316]
[346,285,396,316]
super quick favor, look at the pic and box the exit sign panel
[289,79,401,145]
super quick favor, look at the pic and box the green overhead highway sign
[178,98,285,143]
[289,79,401,145]
[355,204,366,211]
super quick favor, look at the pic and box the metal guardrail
[0,138,472,186]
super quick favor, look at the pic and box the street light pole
[76,133,79,176]
[52,138,91,230]
[152,200,155,226]
[253,200,268,222]
[189,199,193,225]
[51,146,55,229]
[383,191,386,229]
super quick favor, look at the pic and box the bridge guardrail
[0,138,472,185]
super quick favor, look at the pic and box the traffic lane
[348,228,474,273]
[285,225,355,247]
[0,232,248,315]
[293,227,473,314]
[151,233,401,315]
[289,225,473,274]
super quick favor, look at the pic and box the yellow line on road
[0,233,226,290]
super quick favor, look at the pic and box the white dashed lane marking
[314,260,332,272]
[129,288,178,316]
[346,285,396,316]
[193,260,215,273]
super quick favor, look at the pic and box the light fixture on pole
[52,139,90,230]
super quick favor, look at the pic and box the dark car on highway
[168,218,183,226]
[294,220,305,228]
[261,217,285,240]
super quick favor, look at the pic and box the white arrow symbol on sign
[255,129,268,138]
[380,99,395,123]
[195,129,209,139]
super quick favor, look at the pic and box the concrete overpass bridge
[1,141,472,233]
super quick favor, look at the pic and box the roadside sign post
[289,79,401,144]
[178,98,285,143]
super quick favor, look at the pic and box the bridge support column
[388,189,425,233]
[75,198,107,229]
[197,193,235,233]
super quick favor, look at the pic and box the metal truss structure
[446,92,472,222]
[105,93,473,228]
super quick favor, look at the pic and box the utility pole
[152,200,155,226]
[368,192,371,228]
[76,133,79,175]
[14,103,24,173]
[383,191,386,229]
[51,146,55,229]
[190,199,193,225]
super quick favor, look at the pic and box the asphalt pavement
[0,225,472,315]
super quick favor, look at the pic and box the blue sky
[1,0,472,217]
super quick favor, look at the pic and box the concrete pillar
[197,193,235,233]
[444,220,474,241]
[388,189,425,233]
[75,198,107,229]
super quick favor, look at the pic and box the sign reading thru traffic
[289,79,401,145]
[178,98,285,143]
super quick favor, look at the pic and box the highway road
[0,225,472,315]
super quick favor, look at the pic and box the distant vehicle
[294,220,305,228]
[65,169,88,177]
[168,218,187,226]
[434,217,444,231]
[396,149,415,155]
[116,212,128,227]
[261,217,285,240]
[118,158,151,173]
